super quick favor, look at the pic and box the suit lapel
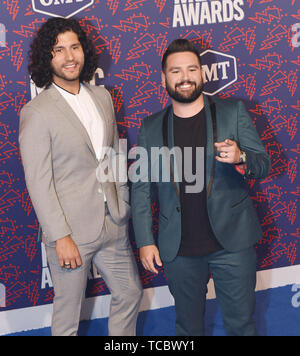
[162,106,180,201]
[204,95,217,197]
[48,84,98,160]
[167,107,181,195]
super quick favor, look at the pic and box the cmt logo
[292,23,300,48]
[0,283,5,307]
[200,50,237,96]
[0,23,6,48]
[31,0,94,18]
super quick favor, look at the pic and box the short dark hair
[28,18,99,88]
[162,39,202,72]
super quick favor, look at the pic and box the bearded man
[131,39,270,336]
[19,18,142,336]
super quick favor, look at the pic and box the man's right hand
[55,235,82,269]
[139,245,162,274]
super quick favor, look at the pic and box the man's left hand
[215,139,241,164]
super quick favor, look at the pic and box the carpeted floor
[6,284,300,336]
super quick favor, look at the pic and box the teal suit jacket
[131,95,270,262]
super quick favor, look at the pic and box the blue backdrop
[0,0,299,316]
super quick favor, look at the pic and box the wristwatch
[236,150,246,165]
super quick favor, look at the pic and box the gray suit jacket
[19,84,130,246]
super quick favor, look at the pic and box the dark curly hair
[29,17,98,88]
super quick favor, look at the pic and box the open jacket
[19,84,130,246]
[131,95,271,262]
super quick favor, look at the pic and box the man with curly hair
[19,18,142,336]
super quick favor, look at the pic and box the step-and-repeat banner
[0,0,299,323]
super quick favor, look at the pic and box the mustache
[175,81,196,88]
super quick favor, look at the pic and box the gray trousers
[46,212,143,336]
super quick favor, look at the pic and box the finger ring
[224,153,228,158]
[64,263,71,267]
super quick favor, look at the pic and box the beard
[165,80,204,104]
[52,68,81,83]
[51,61,84,84]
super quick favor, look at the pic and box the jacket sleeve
[19,105,72,243]
[237,101,271,179]
[131,121,156,248]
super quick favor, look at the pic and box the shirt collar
[53,82,82,96]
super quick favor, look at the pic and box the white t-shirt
[54,83,107,201]
[53,83,104,161]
